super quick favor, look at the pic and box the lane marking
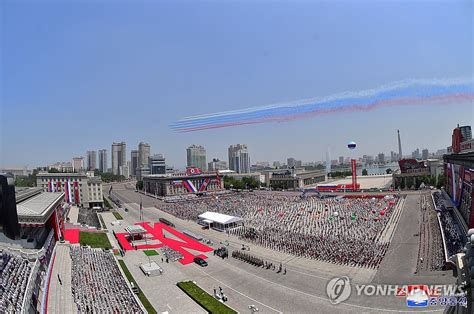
[192,264,282,313]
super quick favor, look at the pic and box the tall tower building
[86,151,97,171]
[131,150,139,176]
[138,142,151,168]
[422,149,429,160]
[325,147,331,174]
[397,130,403,161]
[187,145,207,171]
[111,142,126,175]
[98,149,107,173]
[287,158,296,168]
[228,144,250,174]
[459,125,472,141]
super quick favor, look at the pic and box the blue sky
[1,0,473,169]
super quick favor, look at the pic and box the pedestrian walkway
[67,206,79,224]
[47,244,76,313]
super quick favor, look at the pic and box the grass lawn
[177,281,237,314]
[118,260,156,314]
[112,211,123,220]
[143,250,159,256]
[79,232,112,249]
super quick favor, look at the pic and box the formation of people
[0,250,32,313]
[70,246,143,313]
[161,245,183,262]
[232,250,287,274]
[162,193,399,268]
[432,191,464,257]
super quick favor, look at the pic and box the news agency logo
[326,276,351,304]
[402,285,430,307]
[326,278,466,308]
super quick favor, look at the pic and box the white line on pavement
[192,264,283,313]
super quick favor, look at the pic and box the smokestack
[397,130,403,161]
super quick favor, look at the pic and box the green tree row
[94,170,125,183]
[224,176,260,190]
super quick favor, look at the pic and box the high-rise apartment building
[86,151,97,171]
[131,150,139,176]
[459,125,472,142]
[377,153,385,164]
[111,142,126,175]
[412,148,421,160]
[287,158,296,168]
[187,145,207,171]
[422,149,429,160]
[98,149,107,173]
[138,142,151,168]
[228,144,250,174]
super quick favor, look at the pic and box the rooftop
[36,172,87,177]
[198,211,243,225]
[16,192,64,218]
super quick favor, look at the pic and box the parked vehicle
[194,257,208,267]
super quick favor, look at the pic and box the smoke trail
[170,78,474,132]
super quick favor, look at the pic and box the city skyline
[0,135,459,170]
[2,1,472,168]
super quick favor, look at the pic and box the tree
[437,174,446,189]
[386,168,392,174]
[48,168,60,173]
[362,169,368,176]
[136,180,144,190]
[316,164,325,170]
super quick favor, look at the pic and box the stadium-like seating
[70,246,143,313]
[0,250,32,313]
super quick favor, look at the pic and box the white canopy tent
[198,211,243,231]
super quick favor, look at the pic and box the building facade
[112,142,126,175]
[86,150,97,171]
[208,158,228,171]
[228,144,250,174]
[444,125,474,228]
[36,172,103,208]
[187,145,207,171]
[267,169,326,190]
[143,172,223,197]
[377,153,385,164]
[98,149,107,173]
[72,157,84,172]
[48,162,74,173]
[131,150,139,176]
[138,142,151,168]
[150,154,166,175]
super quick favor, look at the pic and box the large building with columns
[143,171,223,197]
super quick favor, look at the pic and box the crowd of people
[0,250,32,313]
[160,245,183,262]
[70,246,143,313]
[162,193,399,268]
[439,212,464,257]
[431,191,464,257]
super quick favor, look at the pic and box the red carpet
[115,222,213,265]
[63,229,80,244]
